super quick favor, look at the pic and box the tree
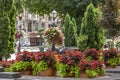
[67,18,77,46]
[62,14,77,46]
[80,3,104,50]
[8,0,17,55]
[15,0,26,14]
[0,0,17,60]
[100,0,120,47]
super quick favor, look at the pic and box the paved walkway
[3,73,119,80]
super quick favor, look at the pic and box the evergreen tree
[62,13,71,46]
[8,0,17,54]
[62,14,77,46]
[95,8,105,50]
[80,3,104,50]
[0,0,16,59]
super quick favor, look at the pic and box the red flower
[58,50,83,66]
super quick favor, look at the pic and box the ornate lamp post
[17,15,22,52]
[51,10,57,51]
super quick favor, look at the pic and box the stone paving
[0,73,117,80]
[1,67,120,80]
[0,67,120,80]
[12,74,120,80]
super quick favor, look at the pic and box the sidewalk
[8,73,120,80]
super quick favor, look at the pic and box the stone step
[106,66,120,73]
[0,72,21,79]
[0,66,4,72]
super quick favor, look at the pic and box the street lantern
[52,10,57,21]
[52,10,57,26]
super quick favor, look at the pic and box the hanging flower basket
[44,27,64,46]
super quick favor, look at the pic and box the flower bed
[78,60,105,78]
[56,49,105,78]
[103,48,120,68]
[56,50,83,77]
[0,60,14,68]
[4,49,108,78]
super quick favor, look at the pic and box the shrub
[84,48,102,60]
[103,48,119,66]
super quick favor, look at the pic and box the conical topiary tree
[8,0,17,55]
[62,13,71,47]
[80,3,104,50]
[0,0,16,60]
[95,8,105,50]
[62,13,77,46]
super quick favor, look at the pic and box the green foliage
[57,63,80,78]
[5,61,32,72]
[32,61,48,75]
[77,35,88,51]
[8,0,17,54]
[86,56,93,61]
[14,0,26,14]
[70,66,80,78]
[62,13,71,38]
[0,0,11,59]
[57,63,69,77]
[85,70,98,78]
[37,61,48,71]
[0,0,17,59]
[96,68,106,75]
[31,61,37,75]
[117,54,120,64]
[79,3,104,51]
[108,58,117,66]
[62,13,77,46]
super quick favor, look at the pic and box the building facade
[17,9,61,33]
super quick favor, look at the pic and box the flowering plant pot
[80,73,89,78]
[37,67,56,77]
[103,48,119,67]
[44,27,64,46]
[32,51,57,75]
[56,50,83,78]
[5,61,33,75]
[78,60,106,78]
[21,70,33,75]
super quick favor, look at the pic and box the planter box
[38,67,56,77]
[21,70,33,75]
